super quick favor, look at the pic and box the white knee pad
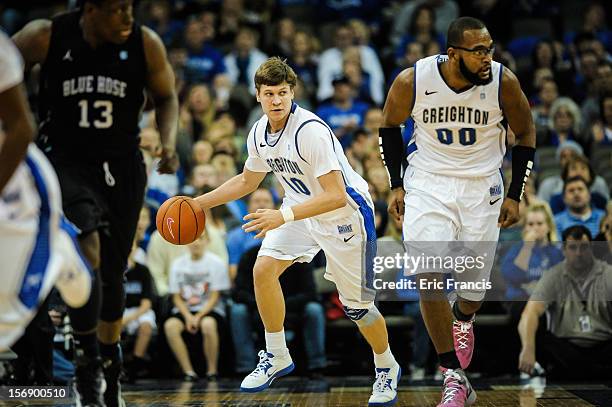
[343,304,382,328]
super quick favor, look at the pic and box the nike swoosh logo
[166,218,175,239]
[259,142,266,147]
[425,90,438,95]
[343,235,355,243]
[489,198,501,205]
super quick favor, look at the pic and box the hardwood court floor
[3,376,611,406]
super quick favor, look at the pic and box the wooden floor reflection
[2,377,610,406]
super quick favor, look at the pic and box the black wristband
[508,145,535,202]
[379,127,405,189]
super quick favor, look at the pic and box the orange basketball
[156,196,206,245]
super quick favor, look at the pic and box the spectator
[548,155,609,213]
[389,41,424,84]
[540,97,583,147]
[147,230,188,296]
[316,75,369,148]
[178,84,216,147]
[501,203,563,323]
[393,4,446,64]
[564,2,612,58]
[288,31,319,100]
[390,0,459,48]
[594,210,612,263]
[590,91,612,146]
[226,188,274,281]
[317,24,384,105]
[518,225,612,379]
[191,140,214,169]
[215,0,245,52]
[224,27,268,95]
[581,62,612,132]
[266,17,296,60]
[230,244,326,376]
[536,141,607,203]
[183,17,227,86]
[532,78,559,138]
[574,50,600,104]
[522,40,573,99]
[122,240,156,383]
[165,233,230,381]
[342,46,374,105]
[142,0,184,47]
[554,176,606,237]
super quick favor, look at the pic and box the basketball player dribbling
[196,57,401,406]
[379,17,536,406]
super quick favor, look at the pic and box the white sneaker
[368,361,401,406]
[409,364,425,381]
[240,350,294,393]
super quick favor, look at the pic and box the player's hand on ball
[518,346,536,375]
[242,209,284,239]
[387,187,405,223]
[497,198,520,228]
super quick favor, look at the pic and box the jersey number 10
[436,127,476,146]
[282,176,311,196]
[78,100,113,129]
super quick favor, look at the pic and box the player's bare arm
[498,67,537,228]
[243,170,347,239]
[380,67,414,222]
[11,19,51,70]
[195,169,267,210]
[142,26,179,174]
[517,301,545,374]
[0,82,35,194]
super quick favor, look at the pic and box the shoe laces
[453,320,472,350]
[441,369,463,404]
[373,368,392,393]
[249,350,274,378]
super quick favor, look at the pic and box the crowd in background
[1,0,612,384]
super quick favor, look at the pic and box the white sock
[265,329,288,357]
[373,345,396,368]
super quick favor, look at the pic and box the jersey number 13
[78,100,113,129]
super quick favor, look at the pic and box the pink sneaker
[436,369,477,406]
[452,317,475,370]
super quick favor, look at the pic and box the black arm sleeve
[379,127,405,189]
[507,145,535,202]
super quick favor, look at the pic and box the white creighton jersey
[245,103,372,221]
[408,54,506,178]
[0,29,23,129]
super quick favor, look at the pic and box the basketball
[156,196,206,245]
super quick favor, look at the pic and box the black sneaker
[183,372,199,382]
[102,356,126,407]
[73,355,106,407]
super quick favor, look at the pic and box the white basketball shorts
[259,191,377,309]
[402,167,503,301]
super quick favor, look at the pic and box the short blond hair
[254,57,297,91]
